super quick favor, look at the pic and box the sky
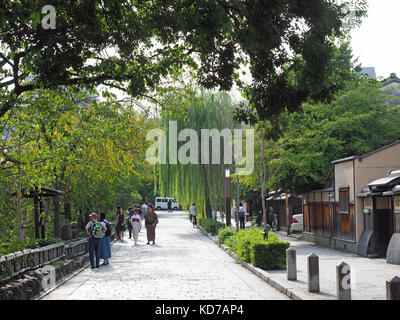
[350,0,400,80]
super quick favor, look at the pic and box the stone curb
[197,224,307,300]
[35,236,118,300]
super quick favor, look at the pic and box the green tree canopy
[270,81,400,193]
[1,0,367,120]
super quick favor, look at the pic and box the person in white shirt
[190,203,197,225]
[130,208,142,246]
[142,202,148,215]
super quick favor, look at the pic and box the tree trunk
[53,196,61,238]
[202,165,212,218]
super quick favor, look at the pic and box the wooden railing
[0,222,117,285]
[0,240,85,285]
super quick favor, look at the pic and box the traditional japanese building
[302,140,400,260]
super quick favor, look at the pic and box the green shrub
[0,237,39,257]
[265,231,280,242]
[224,234,238,252]
[219,227,289,270]
[234,228,265,263]
[200,218,225,235]
[251,241,290,270]
[217,227,234,244]
[37,237,62,247]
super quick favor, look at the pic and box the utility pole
[236,168,240,232]
[225,169,231,227]
[286,193,290,235]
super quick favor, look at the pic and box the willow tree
[155,91,238,218]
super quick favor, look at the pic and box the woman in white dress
[130,208,142,246]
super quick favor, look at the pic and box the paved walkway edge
[197,225,306,300]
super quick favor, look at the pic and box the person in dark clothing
[99,211,111,266]
[238,203,247,230]
[126,208,133,239]
[115,206,126,241]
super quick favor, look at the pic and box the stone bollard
[307,253,319,293]
[386,276,400,300]
[336,262,351,300]
[286,247,297,281]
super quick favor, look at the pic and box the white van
[154,197,180,210]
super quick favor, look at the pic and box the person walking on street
[115,206,126,241]
[142,201,148,216]
[238,203,247,230]
[130,208,142,246]
[85,212,106,269]
[135,204,143,232]
[144,204,158,245]
[126,208,133,239]
[99,211,111,266]
[190,203,197,226]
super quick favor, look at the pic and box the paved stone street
[271,232,400,300]
[42,211,288,300]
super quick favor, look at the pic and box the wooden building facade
[302,140,400,256]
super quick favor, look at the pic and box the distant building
[381,73,400,105]
[360,67,377,80]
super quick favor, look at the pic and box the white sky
[350,0,400,79]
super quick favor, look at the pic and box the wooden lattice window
[339,187,349,214]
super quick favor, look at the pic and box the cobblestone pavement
[42,211,289,300]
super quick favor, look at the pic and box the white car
[154,197,180,210]
[290,214,303,232]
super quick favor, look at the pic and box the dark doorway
[373,197,394,256]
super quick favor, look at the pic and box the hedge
[219,227,290,270]
[199,218,225,236]
[251,241,290,270]
[217,227,234,244]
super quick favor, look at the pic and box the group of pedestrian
[85,212,112,269]
[85,201,159,269]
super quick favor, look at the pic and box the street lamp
[225,169,231,227]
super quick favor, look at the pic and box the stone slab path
[42,211,288,300]
[271,232,400,300]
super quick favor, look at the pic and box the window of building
[339,187,350,214]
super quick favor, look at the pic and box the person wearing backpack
[238,203,247,230]
[99,211,111,266]
[85,212,107,269]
